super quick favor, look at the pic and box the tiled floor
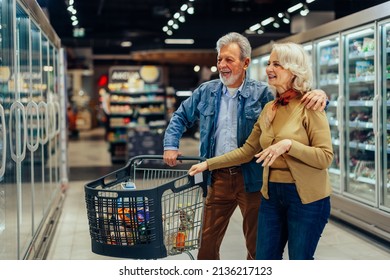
[47,127,390,260]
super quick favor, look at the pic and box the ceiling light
[178,16,186,23]
[244,0,318,36]
[161,2,195,36]
[245,29,256,34]
[287,3,303,13]
[120,41,132,47]
[162,26,168,32]
[165,38,194,44]
[193,65,200,72]
[261,17,275,26]
[73,27,84,37]
[249,23,261,31]
[210,66,217,72]
[300,6,309,16]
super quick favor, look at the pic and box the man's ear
[244,58,250,69]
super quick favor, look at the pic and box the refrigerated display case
[250,2,390,242]
[0,0,68,259]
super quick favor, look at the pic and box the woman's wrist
[285,139,292,153]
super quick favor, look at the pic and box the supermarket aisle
[47,127,390,260]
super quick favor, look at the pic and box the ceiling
[40,0,388,67]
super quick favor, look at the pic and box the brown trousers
[197,167,262,260]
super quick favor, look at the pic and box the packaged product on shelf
[362,37,375,52]
[350,39,363,54]
[355,60,373,77]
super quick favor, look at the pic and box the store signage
[109,66,162,84]
[111,70,140,82]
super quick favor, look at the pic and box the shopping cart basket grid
[85,155,208,259]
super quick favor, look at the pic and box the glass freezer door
[14,4,30,258]
[0,0,14,259]
[380,21,390,209]
[343,25,377,204]
[315,36,342,192]
[30,22,44,235]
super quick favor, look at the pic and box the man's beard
[219,71,241,87]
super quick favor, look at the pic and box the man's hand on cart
[188,161,208,176]
[163,150,183,166]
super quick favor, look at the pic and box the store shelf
[106,66,167,163]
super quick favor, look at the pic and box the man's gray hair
[216,32,252,61]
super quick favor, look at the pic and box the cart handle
[127,155,207,165]
[85,155,207,189]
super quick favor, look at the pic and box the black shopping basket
[84,155,208,259]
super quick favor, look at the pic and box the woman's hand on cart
[188,161,208,176]
[163,150,183,167]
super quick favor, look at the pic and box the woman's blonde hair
[271,42,313,93]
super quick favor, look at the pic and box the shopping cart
[84,155,208,259]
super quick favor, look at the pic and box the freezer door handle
[0,104,6,177]
[372,95,379,136]
[48,102,56,139]
[54,101,61,135]
[336,95,344,132]
[38,101,49,145]
[9,101,27,163]
[26,101,40,152]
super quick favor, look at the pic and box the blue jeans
[255,182,330,260]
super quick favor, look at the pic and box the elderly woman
[189,42,333,260]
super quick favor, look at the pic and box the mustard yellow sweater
[207,97,333,204]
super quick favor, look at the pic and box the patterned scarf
[265,89,300,127]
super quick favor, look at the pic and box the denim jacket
[164,75,273,192]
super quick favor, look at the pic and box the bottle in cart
[175,227,186,250]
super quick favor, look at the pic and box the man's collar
[222,79,245,96]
